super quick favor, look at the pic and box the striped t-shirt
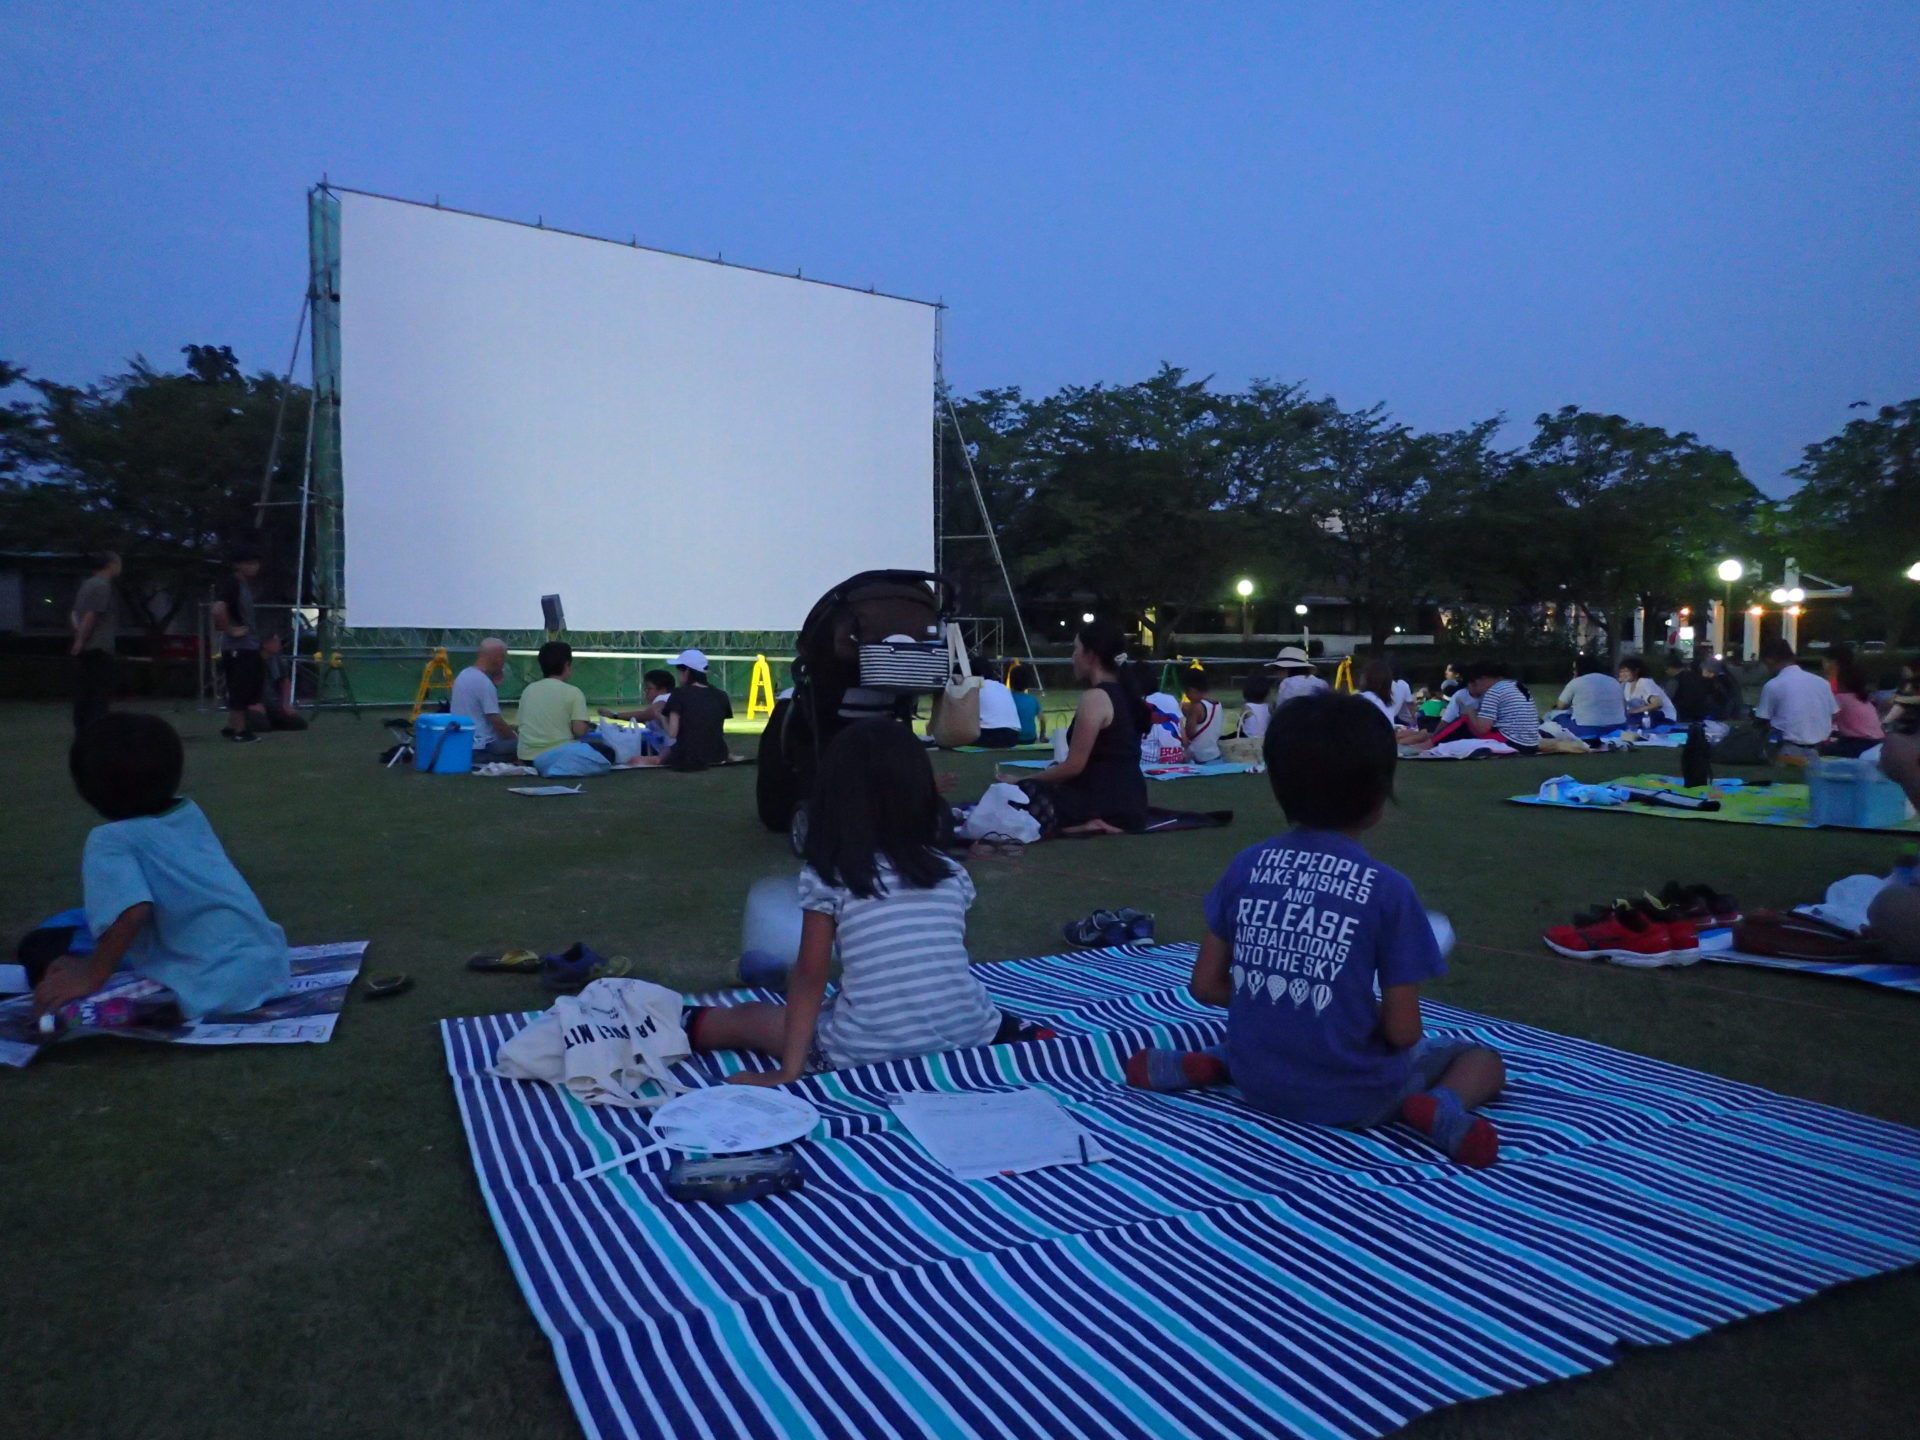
[799,859,1001,1070]
[1472,680,1540,748]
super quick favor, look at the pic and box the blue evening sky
[3,1,1915,493]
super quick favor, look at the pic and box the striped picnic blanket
[1706,947,1920,993]
[442,944,1920,1440]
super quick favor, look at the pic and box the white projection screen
[335,191,937,631]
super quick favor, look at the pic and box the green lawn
[2,700,1917,1440]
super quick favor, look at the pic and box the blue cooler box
[414,713,474,774]
[1807,757,1913,829]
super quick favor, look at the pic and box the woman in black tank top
[1008,619,1149,835]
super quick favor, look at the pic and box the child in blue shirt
[1125,691,1506,1166]
[33,713,291,1022]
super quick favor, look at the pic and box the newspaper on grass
[0,941,368,1069]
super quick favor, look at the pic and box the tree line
[944,367,1920,655]
[2,347,1914,655]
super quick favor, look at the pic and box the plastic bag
[958,782,1042,845]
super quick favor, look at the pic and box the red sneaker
[1543,906,1674,965]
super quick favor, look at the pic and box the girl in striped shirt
[696,720,1003,1084]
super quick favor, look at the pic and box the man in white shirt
[1755,638,1838,758]
[451,638,518,761]
[973,660,1023,749]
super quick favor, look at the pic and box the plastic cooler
[413,713,474,774]
[1807,757,1914,829]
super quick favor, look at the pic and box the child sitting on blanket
[689,720,1004,1083]
[1124,692,1507,1167]
[31,713,290,1021]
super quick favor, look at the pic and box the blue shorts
[1344,1038,1485,1130]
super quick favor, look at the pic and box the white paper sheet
[890,1089,1112,1181]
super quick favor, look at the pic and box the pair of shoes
[1543,901,1699,967]
[1062,908,1156,947]
[1657,880,1741,925]
[220,727,260,744]
[540,943,634,991]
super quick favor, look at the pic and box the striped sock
[1399,1085,1499,1168]
[1124,1048,1230,1091]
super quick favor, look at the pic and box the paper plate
[648,1085,820,1154]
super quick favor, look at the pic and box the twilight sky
[3,1,1916,493]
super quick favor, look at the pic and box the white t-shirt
[1141,691,1187,763]
[1273,673,1329,707]
[1756,664,1839,745]
[1357,687,1411,729]
[450,665,505,745]
[1237,701,1271,739]
[1555,672,1627,729]
[1623,676,1673,717]
[976,678,1020,733]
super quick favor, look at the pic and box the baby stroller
[756,569,956,851]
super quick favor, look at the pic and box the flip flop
[465,949,542,973]
[541,943,636,992]
[363,973,413,999]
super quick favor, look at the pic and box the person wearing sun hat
[659,648,734,770]
[1266,646,1330,709]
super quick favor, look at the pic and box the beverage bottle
[1682,722,1713,789]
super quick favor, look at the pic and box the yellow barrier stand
[1331,656,1354,693]
[747,654,777,720]
[410,647,457,721]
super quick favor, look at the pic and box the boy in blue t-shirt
[32,713,291,1022]
[1125,691,1506,1166]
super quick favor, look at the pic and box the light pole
[1235,578,1254,639]
[1716,559,1743,656]
[1295,602,1310,656]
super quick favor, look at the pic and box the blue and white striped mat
[1705,948,1920,993]
[442,944,1920,1440]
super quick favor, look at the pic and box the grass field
[3,699,1918,1440]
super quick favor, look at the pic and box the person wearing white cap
[658,648,734,770]
[1266,646,1329,709]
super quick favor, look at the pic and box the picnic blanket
[0,941,367,1068]
[1511,773,1920,834]
[1705,949,1920,994]
[444,943,1920,1440]
[999,758,1257,781]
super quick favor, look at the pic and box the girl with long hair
[1003,618,1149,835]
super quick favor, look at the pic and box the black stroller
[756,569,956,851]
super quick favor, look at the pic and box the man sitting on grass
[451,638,517,760]
[516,641,601,765]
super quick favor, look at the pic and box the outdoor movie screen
[334,190,937,631]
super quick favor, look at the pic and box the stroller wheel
[789,801,810,859]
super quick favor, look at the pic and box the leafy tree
[954,366,1257,652]
[1514,406,1759,662]
[1782,399,1920,645]
[0,345,306,647]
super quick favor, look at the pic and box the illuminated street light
[1748,606,1764,617]
[1716,559,1744,584]
[1080,611,1095,624]
[1294,603,1308,616]
[1788,587,1806,603]
[1234,578,1254,599]
[1907,562,1920,582]
[1769,588,1787,604]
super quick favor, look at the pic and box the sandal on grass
[465,949,542,973]
[540,943,636,992]
[363,973,413,999]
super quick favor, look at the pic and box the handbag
[929,623,983,748]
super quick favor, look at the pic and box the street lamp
[1234,578,1254,638]
[1294,602,1310,656]
[1907,562,1920,582]
[1080,611,1095,624]
[1716,559,1743,655]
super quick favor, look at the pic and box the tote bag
[929,623,982,748]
